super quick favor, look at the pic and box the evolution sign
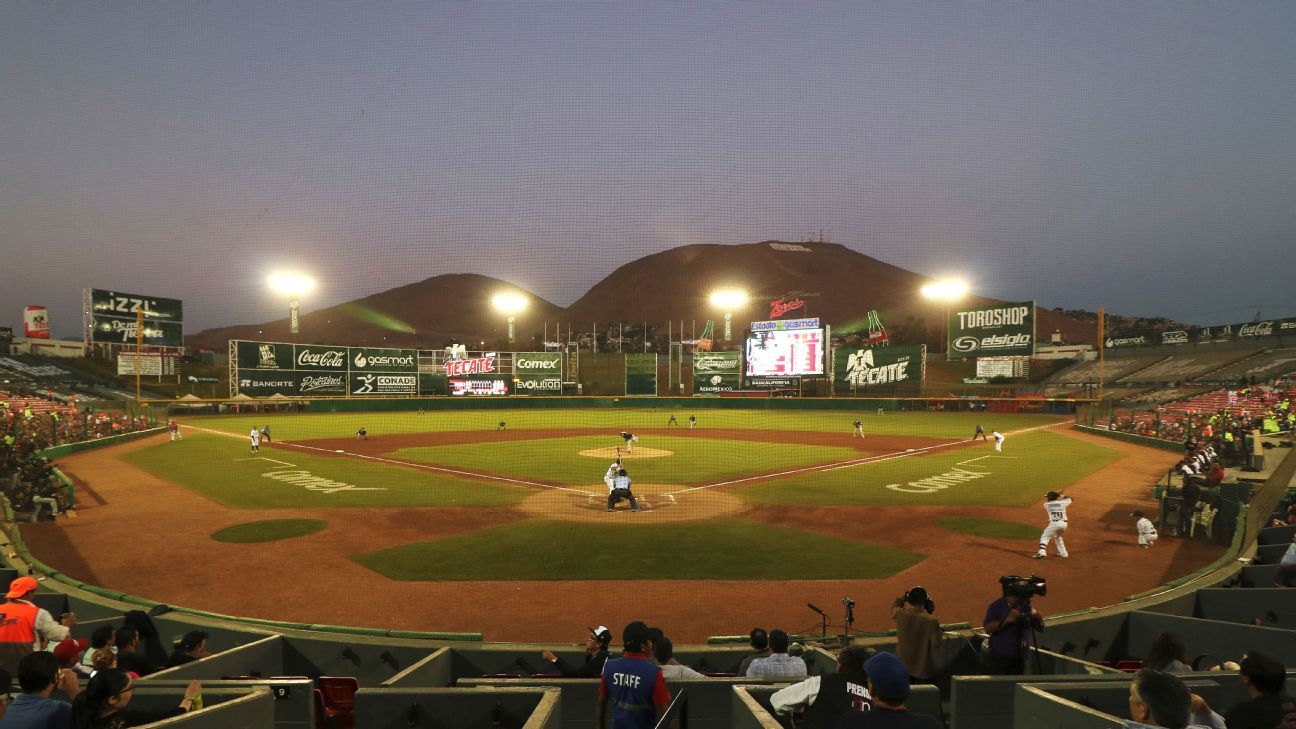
[513,352,562,393]
[948,302,1035,358]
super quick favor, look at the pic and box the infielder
[992,430,1005,452]
[668,414,678,426]
[1133,511,1158,548]
[852,420,864,438]
[356,427,368,440]
[1035,491,1070,558]
[249,426,261,453]
[620,431,638,452]
[606,468,639,512]
[973,424,987,441]
[168,420,181,442]
[688,415,696,429]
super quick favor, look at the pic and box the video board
[745,328,824,377]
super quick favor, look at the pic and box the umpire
[606,468,639,512]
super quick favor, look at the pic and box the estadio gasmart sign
[947,301,1035,358]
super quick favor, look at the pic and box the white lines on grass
[665,419,1069,496]
[234,457,297,467]
[185,424,597,496]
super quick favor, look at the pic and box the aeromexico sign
[948,302,1035,358]
[693,351,741,394]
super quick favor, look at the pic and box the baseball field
[32,407,1227,642]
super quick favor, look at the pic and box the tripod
[1015,596,1044,675]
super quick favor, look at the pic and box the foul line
[234,457,297,467]
[665,420,1070,496]
[183,425,597,495]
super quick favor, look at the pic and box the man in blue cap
[832,652,942,728]
[597,621,670,728]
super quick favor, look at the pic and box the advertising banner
[350,347,418,372]
[237,341,295,370]
[513,352,562,394]
[746,376,798,389]
[24,306,50,339]
[834,345,926,393]
[233,340,417,398]
[444,354,498,377]
[692,351,742,394]
[350,373,418,397]
[86,289,183,347]
[625,353,657,396]
[948,302,1034,358]
[236,371,303,397]
[451,379,509,396]
[297,372,348,396]
[292,345,348,371]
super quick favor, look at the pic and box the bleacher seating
[1116,349,1254,384]
[1193,347,1296,385]
[1050,355,1165,385]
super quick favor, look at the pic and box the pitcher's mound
[520,483,745,523]
[578,446,672,459]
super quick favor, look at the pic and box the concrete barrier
[354,686,560,729]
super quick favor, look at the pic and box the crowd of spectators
[1102,380,1294,453]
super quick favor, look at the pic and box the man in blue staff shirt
[597,621,670,729]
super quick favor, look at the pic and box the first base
[335,449,345,453]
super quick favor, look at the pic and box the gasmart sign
[948,302,1035,358]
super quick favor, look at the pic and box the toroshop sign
[444,355,497,376]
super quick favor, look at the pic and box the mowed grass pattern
[182,410,1061,441]
[390,436,862,485]
[125,433,528,509]
[737,431,1120,507]
[352,519,924,581]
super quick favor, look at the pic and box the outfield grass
[351,519,924,581]
[125,433,527,509]
[737,431,1121,507]
[390,435,861,485]
[936,517,1040,539]
[182,409,1062,441]
[212,519,328,543]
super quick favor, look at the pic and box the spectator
[653,638,704,680]
[597,621,670,729]
[1179,479,1201,535]
[1275,534,1296,588]
[1125,669,1225,729]
[891,587,942,682]
[1143,633,1190,674]
[1272,504,1296,528]
[0,668,9,722]
[736,628,770,676]
[51,640,91,678]
[982,586,1044,675]
[832,651,942,728]
[80,628,114,673]
[1225,651,1294,729]
[165,631,210,668]
[746,629,807,679]
[86,652,114,679]
[771,645,871,729]
[68,669,201,728]
[111,627,154,678]
[0,651,80,729]
[541,626,611,678]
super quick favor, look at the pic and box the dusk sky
[3,2,1294,338]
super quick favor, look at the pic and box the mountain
[185,274,564,351]
[186,242,1099,349]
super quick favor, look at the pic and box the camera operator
[891,587,942,683]
[982,578,1045,675]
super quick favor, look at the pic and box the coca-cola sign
[296,347,346,369]
[1239,321,1274,338]
[769,297,806,319]
[445,354,497,377]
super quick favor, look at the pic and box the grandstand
[1115,349,1254,385]
[1193,347,1296,385]
[1048,355,1165,386]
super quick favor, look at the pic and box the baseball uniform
[620,431,637,452]
[1036,496,1071,558]
[1137,516,1158,547]
[668,414,678,426]
[604,460,621,490]
[606,471,639,512]
[249,428,260,453]
[992,431,1005,452]
[688,416,696,429]
[168,421,181,441]
[974,424,987,441]
[853,420,864,437]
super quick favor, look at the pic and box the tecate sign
[515,356,559,370]
[845,349,912,386]
[955,306,1030,329]
[952,333,1032,354]
[300,374,345,392]
[297,349,345,368]
[445,355,497,376]
[353,351,416,368]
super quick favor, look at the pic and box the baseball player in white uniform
[1035,491,1070,558]
[852,420,864,438]
[992,430,1005,452]
[1133,511,1158,547]
[603,457,622,490]
[249,426,261,453]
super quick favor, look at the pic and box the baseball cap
[179,630,209,651]
[6,576,38,599]
[589,625,612,645]
[1131,510,1145,517]
[52,638,90,667]
[1046,491,1059,501]
[864,651,910,700]
[622,621,651,651]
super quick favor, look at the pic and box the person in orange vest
[0,577,75,676]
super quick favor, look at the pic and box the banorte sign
[445,354,497,377]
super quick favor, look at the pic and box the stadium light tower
[920,278,969,361]
[268,272,316,341]
[491,292,529,347]
[709,289,749,341]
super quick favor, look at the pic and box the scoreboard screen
[745,329,824,376]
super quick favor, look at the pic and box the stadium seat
[530,673,564,679]
[1115,660,1143,673]
[313,688,341,729]
[481,673,523,679]
[702,672,737,677]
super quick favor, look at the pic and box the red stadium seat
[313,689,341,729]
[1116,660,1143,673]
[317,676,358,729]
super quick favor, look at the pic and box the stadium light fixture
[491,292,529,346]
[709,289,748,341]
[920,278,969,361]
[268,272,316,338]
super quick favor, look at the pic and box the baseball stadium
[5,4,1296,728]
